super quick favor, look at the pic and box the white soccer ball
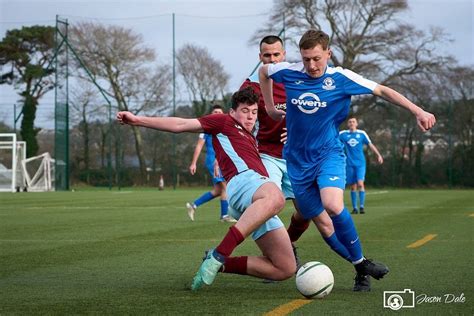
[296,261,334,299]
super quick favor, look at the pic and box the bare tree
[70,22,171,180]
[69,80,105,183]
[176,43,229,116]
[251,0,453,99]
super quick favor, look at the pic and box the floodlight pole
[172,13,177,190]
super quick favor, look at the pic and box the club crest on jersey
[322,77,335,90]
[291,92,327,114]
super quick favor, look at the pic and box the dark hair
[231,87,259,110]
[210,104,224,113]
[259,35,283,50]
[299,30,330,50]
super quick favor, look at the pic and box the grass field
[0,188,472,315]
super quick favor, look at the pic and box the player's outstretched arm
[117,111,203,133]
[259,65,285,121]
[189,138,205,175]
[373,85,436,132]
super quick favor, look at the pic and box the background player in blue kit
[187,105,236,223]
[260,29,436,291]
[339,117,383,214]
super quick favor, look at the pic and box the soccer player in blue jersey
[187,105,236,223]
[339,117,384,214]
[259,29,436,291]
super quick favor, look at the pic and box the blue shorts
[346,164,366,185]
[205,163,225,185]
[260,154,294,199]
[288,151,346,220]
[226,169,284,240]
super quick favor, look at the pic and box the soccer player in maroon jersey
[117,87,296,291]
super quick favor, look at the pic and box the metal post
[108,102,112,190]
[448,101,453,188]
[65,18,70,191]
[172,13,177,190]
[13,104,16,133]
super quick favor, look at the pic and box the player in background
[339,117,383,214]
[117,87,296,291]
[260,30,435,291]
[187,105,236,223]
[240,35,338,269]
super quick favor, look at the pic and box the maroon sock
[215,226,244,257]
[287,214,310,242]
[223,256,248,275]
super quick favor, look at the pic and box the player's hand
[268,108,286,121]
[377,155,384,165]
[415,110,436,132]
[189,163,197,175]
[280,127,287,144]
[116,111,137,125]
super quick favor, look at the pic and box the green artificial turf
[0,188,472,315]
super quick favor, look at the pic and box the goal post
[21,152,55,192]
[0,133,18,192]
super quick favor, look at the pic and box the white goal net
[0,134,26,192]
[21,152,55,192]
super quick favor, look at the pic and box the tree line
[1,0,473,188]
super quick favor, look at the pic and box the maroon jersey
[197,114,269,182]
[240,73,287,158]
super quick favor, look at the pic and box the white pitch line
[0,239,218,243]
[21,206,184,210]
[365,190,389,195]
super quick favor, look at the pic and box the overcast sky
[0,0,473,128]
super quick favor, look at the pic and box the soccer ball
[296,261,334,299]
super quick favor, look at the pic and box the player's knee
[271,192,286,214]
[323,201,344,215]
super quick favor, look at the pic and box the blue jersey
[199,133,216,168]
[339,129,371,167]
[268,62,377,170]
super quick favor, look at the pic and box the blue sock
[331,208,363,264]
[350,191,357,210]
[194,191,216,207]
[359,191,366,208]
[323,233,352,262]
[220,200,228,217]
